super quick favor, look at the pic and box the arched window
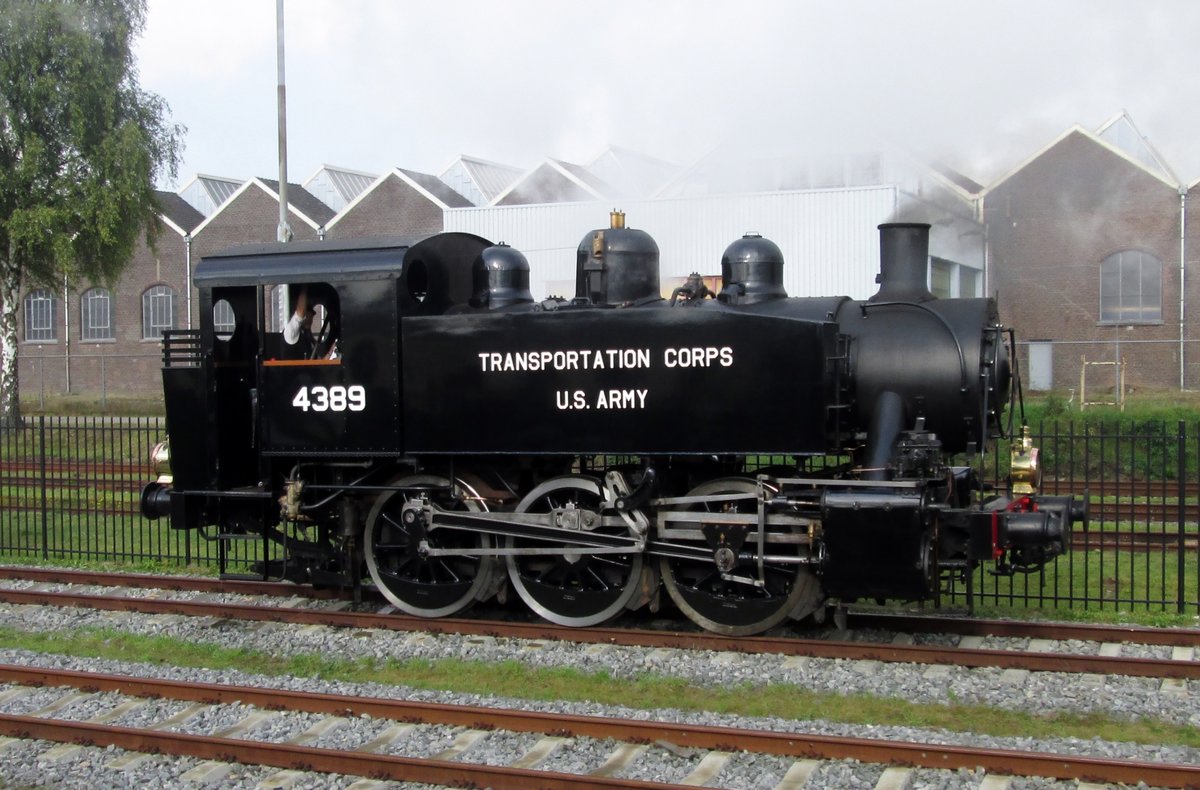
[80,287,114,341]
[142,285,177,339]
[212,299,235,340]
[1100,250,1161,324]
[23,289,57,341]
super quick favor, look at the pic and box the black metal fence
[961,419,1200,614]
[1,415,1198,613]
[0,416,217,567]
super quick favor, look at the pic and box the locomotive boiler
[141,215,1083,635]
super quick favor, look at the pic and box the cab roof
[193,235,428,287]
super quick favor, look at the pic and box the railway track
[0,663,1195,789]
[1071,529,1199,551]
[0,567,1196,681]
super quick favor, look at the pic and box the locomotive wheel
[505,475,647,627]
[364,475,497,618]
[659,478,821,636]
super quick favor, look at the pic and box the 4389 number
[291,385,366,412]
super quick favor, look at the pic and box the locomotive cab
[144,233,494,527]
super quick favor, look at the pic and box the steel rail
[0,566,352,599]
[0,664,1196,788]
[847,611,1200,647]
[0,714,679,790]
[4,565,1200,648]
[0,585,1196,680]
[1071,530,1198,551]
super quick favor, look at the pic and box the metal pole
[1178,420,1186,613]
[276,0,292,243]
[1180,187,1187,390]
[39,415,47,560]
[184,234,193,329]
[61,278,70,394]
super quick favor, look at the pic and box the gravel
[0,583,1189,789]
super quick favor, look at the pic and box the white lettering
[555,390,590,410]
[291,385,367,413]
[662,346,735,368]
[594,388,649,410]
[478,348,654,374]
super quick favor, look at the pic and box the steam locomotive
[141,215,1083,635]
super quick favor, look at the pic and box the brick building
[981,113,1195,393]
[10,161,508,402]
[325,168,473,239]
[14,178,336,400]
[15,191,203,403]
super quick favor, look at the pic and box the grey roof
[397,168,474,208]
[586,145,680,198]
[203,175,242,205]
[494,159,616,205]
[552,159,615,195]
[929,162,983,195]
[439,155,524,205]
[303,165,378,211]
[178,174,244,216]
[1095,111,1179,185]
[155,190,204,234]
[259,179,338,226]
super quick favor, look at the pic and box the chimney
[870,223,934,302]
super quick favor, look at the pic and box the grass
[0,554,217,577]
[0,420,162,463]
[1,625,1196,749]
[0,510,257,573]
[18,394,164,417]
[960,544,1199,614]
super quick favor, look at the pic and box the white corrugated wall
[444,186,943,300]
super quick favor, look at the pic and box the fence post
[38,415,48,561]
[1178,420,1187,614]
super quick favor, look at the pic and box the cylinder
[473,243,533,309]
[575,211,660,306]
[718,233,787,305]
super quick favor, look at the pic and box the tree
[0,0,183,426]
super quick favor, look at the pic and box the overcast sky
[133,1,1200,190]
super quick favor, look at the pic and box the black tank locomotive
[142,215,1082,635]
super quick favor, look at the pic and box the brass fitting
[610,209,625,229]
[283,478,305,522]
[150,440,172,485]
[1009,425,1041,495]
